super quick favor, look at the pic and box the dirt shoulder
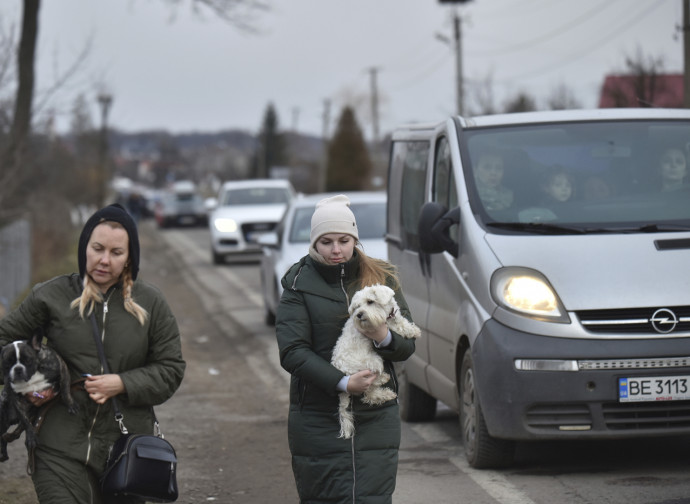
[0,219,297,503]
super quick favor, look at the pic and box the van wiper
[636,224,690,233]
[486,222,588,234]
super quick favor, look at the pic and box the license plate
[619,375,690,402]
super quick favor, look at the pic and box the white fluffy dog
[331,284,421,439]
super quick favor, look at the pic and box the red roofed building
[598,73,683,108]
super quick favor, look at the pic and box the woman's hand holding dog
[347,369,378,395]
[26,387,58,407]
[84,374,125,404]
[358,322,388,344]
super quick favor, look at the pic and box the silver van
[386,108,690,468]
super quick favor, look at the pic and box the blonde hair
[70,221,149,326]
[355,247,400,290]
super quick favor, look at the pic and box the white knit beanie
[310,194,359,248]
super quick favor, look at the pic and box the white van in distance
[386,108,690,468]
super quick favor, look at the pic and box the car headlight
[490,267,569,323]
[213,218,238,233]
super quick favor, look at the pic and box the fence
[0,218,31,316]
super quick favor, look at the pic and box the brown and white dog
[0,329,78,462]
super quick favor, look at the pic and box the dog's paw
[0,453,8,463]
[362,387,398,405]
[66,402,80,415]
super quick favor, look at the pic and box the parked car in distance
[258,191,387,325]
[209,179,295,264]
[154,180,207,228]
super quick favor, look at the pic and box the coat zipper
[350,432,356,503]
[84,292,113,468]
[340,264,349,306]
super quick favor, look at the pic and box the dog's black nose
[356,312,363,319]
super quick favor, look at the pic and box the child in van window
[473,149,514,211]
[517,165,573,223]
[658,146,688,192]
[541,165,575,203]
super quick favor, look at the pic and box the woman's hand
[26,387,57,407]
[358,322,388,344]
[84,374,125,404]
[346,369,378,395]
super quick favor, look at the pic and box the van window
[392,140,429,251]
[463,120,690,230]
[432,137,459,240]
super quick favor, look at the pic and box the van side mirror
[418,202,460,257]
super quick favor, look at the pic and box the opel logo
[650,308,678,334]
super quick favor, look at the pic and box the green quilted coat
[0,273,185,477]
[276,251,416,504]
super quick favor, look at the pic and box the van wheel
[397,362,437,422]
[460,351,515,469]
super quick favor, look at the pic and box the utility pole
[683,0,690,108]
[291,106,300,132]
[439,0,472,116]
[453,12,463,116]
[368,67,381,145]
[97,93,113,208]
[319,99,331,192]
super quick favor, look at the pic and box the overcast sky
[2,0,683,139]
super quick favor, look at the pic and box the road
[162,224,690,504]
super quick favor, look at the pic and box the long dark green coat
[276,252,416,504]
[0,273,185,488]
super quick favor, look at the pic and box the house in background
[599,73,683,108]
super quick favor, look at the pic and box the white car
[258,191,387,325]
[209,179,295,264]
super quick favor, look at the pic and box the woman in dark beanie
[276,194,417,503]
[0,204,185,503]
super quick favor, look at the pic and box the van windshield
[463,119,690,233]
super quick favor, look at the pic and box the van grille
[602,401,690,430]
[526,404,591,430]
[526,402,690,432]
[576,306,690,335]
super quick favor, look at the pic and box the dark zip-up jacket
[0,273,185,473]
[276,252,415,503]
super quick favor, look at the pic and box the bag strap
[89,313,129,435]
[89,312,163,438]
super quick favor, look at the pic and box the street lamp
[97,93,113,207]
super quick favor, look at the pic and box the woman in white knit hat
[276,194,417,503]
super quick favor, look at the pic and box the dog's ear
[30,328,45,351]
[372,285,394,305]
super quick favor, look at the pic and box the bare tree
[0,0,271,218]
[546,83,582,111]
[600,47,672,108]
[168,0,270,33]
[503,92,537,114]
[0,0,38,218]
[466,73,498,116]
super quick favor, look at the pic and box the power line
[502,0,669,83]
[471,0,622,57]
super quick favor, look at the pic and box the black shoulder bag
[89,314,179,503]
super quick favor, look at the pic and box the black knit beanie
[78,203,140,281]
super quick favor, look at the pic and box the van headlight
[213,218,238,233]
[490,267,570,323]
